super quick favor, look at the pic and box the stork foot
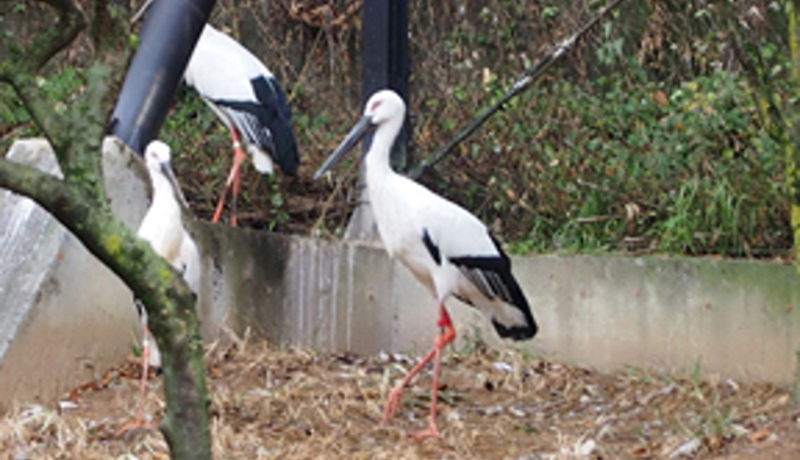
[383,385,405,421]
[410,425,441,440]
[117,331,158,436]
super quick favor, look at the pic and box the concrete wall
[3,138,800,412]
[0,138,147,411]
[244,235,800,385]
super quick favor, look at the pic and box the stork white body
[131,0,298,177]
[132,0,299,225]
[181,23,299,225]
[365,127,532,333]
[316,90,536,339]
[314,90,537,438]
[139,141,200,291]
[139,152,182,269]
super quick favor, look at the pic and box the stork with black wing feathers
[314,90,538,439]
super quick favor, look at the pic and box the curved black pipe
[108,0,216,156]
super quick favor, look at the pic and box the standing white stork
[132,0,300,226]
[314,90,538,439]
[118,140,201,435]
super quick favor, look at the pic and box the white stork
[118,140,200,434]
[314,90,538,439]
[132,0,300,226]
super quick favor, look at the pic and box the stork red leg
[117,325,157,435]
[384,305,456,439]
[212,128,247,226]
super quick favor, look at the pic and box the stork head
[144,139,172,170]
[362,90,406,127]
[314,90,406,180]
[144,140,189,208]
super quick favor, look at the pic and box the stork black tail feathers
[252,76,300,175]
[491,273,538,341]
[450,233,538,342]
[487,235,537,341]
[270,117,300,175]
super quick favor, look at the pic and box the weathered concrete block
[0,138,147,411]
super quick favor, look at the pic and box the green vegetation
[424,63,786,258]
[406,1,795,259]
[1,58,790,257]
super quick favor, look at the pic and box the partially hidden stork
[314,90,538,439]
[118,140,200,435]
[132,0,300,226]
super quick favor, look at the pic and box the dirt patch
[2,340,799,459]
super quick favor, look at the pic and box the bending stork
[184,24,299,226]
[132,0,300,226]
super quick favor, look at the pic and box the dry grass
[1,337,799,460]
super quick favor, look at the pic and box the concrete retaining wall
[2,138,800,412]
[248,235,800,385]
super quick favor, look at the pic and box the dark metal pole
[108,0,216,155]
[345,0,410,240]
[361,0,410,169]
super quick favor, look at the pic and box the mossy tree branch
[0,154,68,199]
[0,1,213,458]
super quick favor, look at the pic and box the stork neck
[365,119,403,178]
[149,171,174,203]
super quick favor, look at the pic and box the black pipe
[361,0,410,170]
[108,0,216,156]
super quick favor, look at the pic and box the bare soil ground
[2,339,799,460]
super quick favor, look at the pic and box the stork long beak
[161,161,190,209]
[313,115,374,180]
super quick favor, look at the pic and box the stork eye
[370,101,382,112]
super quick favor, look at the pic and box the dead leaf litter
[1,340,799,459]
